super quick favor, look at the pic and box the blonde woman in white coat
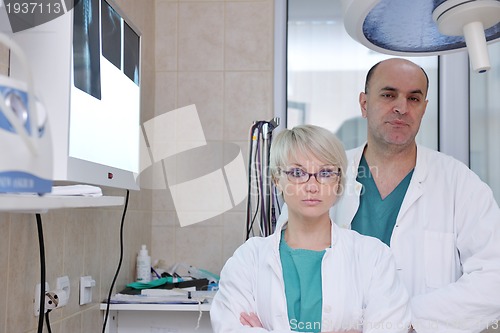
[210,125,410,333]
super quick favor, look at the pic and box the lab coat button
[324,305,332,313]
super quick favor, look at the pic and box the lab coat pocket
[424,230,455,289]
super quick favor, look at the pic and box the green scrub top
[351,155,414,246]
[280,231,325,333]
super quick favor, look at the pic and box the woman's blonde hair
[269,124,347,191]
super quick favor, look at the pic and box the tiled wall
[0,0,155,332]
[151,0,274,275]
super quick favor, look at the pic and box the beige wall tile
[178,2,224,70]
[151,225,176,265]
[224,71,273,141]
[140,70,157,122]
[62,211,86,317]
[81,307,102,333]
[0,214,9,333]
[168,139,230,191]
[43,211,66,275]
[82,210,102,299]
[222,210,246,260]
[155,71,178,116]
[60,312,81,332]
[225,1,273,71]
[0,64,7,76]
[127,188,153,211]
[175,224,224,274]
[152,210,177,226]
[156,0,178,71]
[180,0,224,2]
[7,214,40,332]
[99,209,129,296]
[124,209,153,276]
[152,188,176,211]
[41,320,61,333]
[0,44,8,60]
[178,71,224,140]
[0,42,8,75]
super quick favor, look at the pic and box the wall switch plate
[79,276,96,305]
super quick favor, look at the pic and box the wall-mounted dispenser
[341,0,500,73]
[0,33,52,194]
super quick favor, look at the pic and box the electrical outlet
[56,275,70,307]
[34,282,49,316]
[34,276,70,316]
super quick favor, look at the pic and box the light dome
[342,0,500,72]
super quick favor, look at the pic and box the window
[470,41,500,202]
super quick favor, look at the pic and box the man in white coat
[278,58,500,333]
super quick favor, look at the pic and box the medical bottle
[136,244,151,283]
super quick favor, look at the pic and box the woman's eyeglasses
[281,167,341,185]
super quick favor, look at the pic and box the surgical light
[341,0,500,73]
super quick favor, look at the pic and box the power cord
[246,127,262,239]
[246,122,259,239]
[245,120,279,239]
[36,213,46,333]
[45,310,52,333]
[102,189,130,333]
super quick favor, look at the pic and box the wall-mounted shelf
[0,194,124,213]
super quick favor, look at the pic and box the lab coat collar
[348,142,430,184]
[334,143,429,228]
[413,145,430,183]
[272,219,339,251]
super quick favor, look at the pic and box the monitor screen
[70,0,140,176]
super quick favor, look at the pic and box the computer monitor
[10,0,141,190]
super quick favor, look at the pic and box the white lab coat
[210,221,410,333]
[279,144,500,333]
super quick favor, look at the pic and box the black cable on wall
[102,189,130,333]
[36,213,46,333]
